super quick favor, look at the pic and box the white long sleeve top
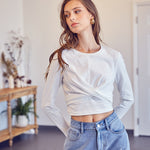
[41,44,134,136]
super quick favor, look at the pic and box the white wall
[0,0,23,130]
[0,0,23,52]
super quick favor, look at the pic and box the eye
[74,10,81,14]
[64,14,70,18]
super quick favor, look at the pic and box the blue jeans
[64,111,130,150]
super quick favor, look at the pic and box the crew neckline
[71,45,104,55]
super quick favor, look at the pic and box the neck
[76,26,100,53]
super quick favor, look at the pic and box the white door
[138,4,150,136]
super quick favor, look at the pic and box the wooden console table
[0,86,38,146]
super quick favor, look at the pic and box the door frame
[132,0,150,136]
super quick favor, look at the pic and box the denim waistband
[70,111,118,130]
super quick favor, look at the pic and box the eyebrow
[64,7,82,13]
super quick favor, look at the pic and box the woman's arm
[41,56,70,136]
[114,52,134,119]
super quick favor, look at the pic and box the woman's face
[64,0,93,34]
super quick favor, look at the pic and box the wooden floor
[0,126,150,150]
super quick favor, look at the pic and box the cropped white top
[41,44,134,136]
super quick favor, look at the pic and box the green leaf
[10,97,38,121]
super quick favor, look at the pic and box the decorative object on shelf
[0,30,32,88]
[16,76,21,88]
[16,115,28,127]
[3,30,24,66]
[8,75,14,88]
[0,97,38,128]
[15,75,32,88]
[12,97,38,127]
[1,52,18,78]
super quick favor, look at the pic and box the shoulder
[61,48,75,61]
[62,48,73,55]
[101,43,122,61]
[102,43,120,57]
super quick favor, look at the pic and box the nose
[70,13,76,22]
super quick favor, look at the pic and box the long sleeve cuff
[114,98,134,119]
[43,105,70,136]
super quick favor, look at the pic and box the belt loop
[80,122,84,134]
[105,119,109,130]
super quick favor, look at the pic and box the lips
[71,23,78,27]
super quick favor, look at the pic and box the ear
[89,13,94,19]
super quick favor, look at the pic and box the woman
[41,0,134,149]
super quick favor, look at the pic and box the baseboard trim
[126,129,134,135]
[38,125,60,131]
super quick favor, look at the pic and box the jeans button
[97,124,100,128]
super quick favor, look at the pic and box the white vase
[8,75,14,88]
[0,64,3,89]
[16,115,28,127]
[21,77,27,87]
[16,79,21,88]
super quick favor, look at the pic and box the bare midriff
[71,110,114,123]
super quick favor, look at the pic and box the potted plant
[12,97,38,127]
[0,97,38,127]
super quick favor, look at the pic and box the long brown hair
[45,0,103,80]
